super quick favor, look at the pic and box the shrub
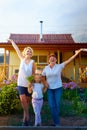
[72,96,87,115]
[62,86,87,116]
[0,83,20,115]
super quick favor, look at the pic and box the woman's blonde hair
[22,46,33,57]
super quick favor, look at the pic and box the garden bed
[0,80,87,126]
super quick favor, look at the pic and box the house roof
[0,33,87,51]
[9,33,75,44]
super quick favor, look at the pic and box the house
[0,33,87,84]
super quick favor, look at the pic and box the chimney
[40,21,43,41]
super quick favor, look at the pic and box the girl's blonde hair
[22,46,33,57]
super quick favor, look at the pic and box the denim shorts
[17,86,31,97]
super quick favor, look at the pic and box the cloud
[73,32,87,43]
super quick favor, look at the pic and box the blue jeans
[47,87,62,125]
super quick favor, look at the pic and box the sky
[0,0,87,43]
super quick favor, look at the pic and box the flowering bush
[0,83,20,115]
[3,74,18,85]
[62,81,79,100]
[11,74,18,82]
[63,81,77,90]
[0,74,19,115]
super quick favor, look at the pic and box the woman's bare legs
[20,94,31,122]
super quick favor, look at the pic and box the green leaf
[26,75,34,82]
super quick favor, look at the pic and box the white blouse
[42,63,65,89]
[17,59,34,87]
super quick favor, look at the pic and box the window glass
[39,56,47,64]
[32,56,38,62]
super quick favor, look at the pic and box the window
[32,55,47,64]
[15,69,19,74]
[39,56,47,64]
[32,56,38,62]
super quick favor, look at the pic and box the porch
[0,64,87,88]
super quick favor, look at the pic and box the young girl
[28,72,48,126]
[7,39,36,126]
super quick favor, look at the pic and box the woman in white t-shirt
[42,49,83,126]
[7,39,36,126]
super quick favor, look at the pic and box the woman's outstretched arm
[7,39,23,59]
[63,48,84,66]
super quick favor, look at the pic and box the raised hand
[83,49,87,52]
[75,48,84,54]
[7,38,14,43]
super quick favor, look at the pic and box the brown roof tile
[9,33,75,44]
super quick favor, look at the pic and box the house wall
[62,51,76,81]
[62,52,87,82]
[80,56,87,66]
[33,50,49,58]
[75,59,80,82]
[9,50,87,83]
[9,50,50,78]
[9,51,20,78]
[9,50,77,80]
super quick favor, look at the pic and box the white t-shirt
[32,83,44,99]
[17,59,34,87]
[42,63,65,89]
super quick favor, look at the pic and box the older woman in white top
[7,39,36,126]
[42,49,84,126]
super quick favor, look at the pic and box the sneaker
[34,123,41,127]
[50,124,55,126]
[50,124,60,127]
[22,120,31,126]
[27,120,31,126]
[55,124,60,127]
[22,121,27,126]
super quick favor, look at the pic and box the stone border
[0,126,87,130]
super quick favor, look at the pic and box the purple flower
[3,79,7,83]
[63,83,69,89]
[68,82,77,90]
[63,81,77,90]
[11,74,18,82]
[6,80,11,84]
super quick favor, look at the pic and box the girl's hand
[28,83,33,94]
